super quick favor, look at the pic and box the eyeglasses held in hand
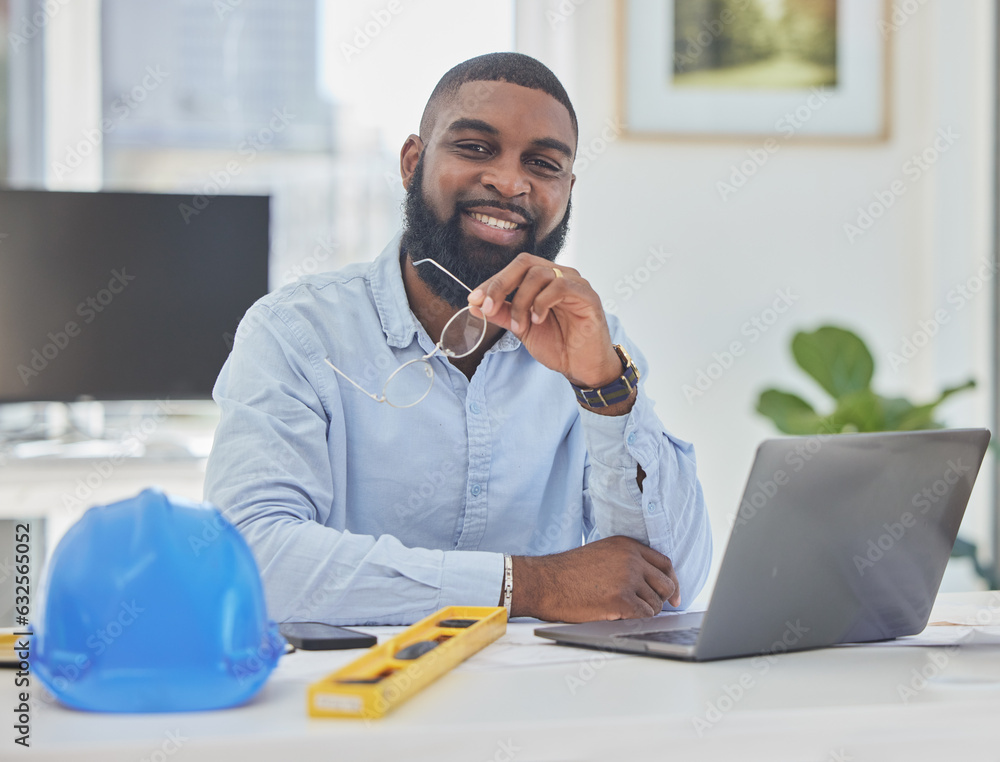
[323,258,488,408]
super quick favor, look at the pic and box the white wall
[519,0,997,595]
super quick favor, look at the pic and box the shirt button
[471,484,482,497]
[627,432,637,445]
[470,402,481,415]
[646,501,657,514]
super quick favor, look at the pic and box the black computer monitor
[0,189,269,403]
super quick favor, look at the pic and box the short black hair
[419,52,578,148]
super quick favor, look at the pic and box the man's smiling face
[401,80,576,306]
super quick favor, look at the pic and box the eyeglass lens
[440,308,487,358]
[383,360,435,408]
[381,309,485,407]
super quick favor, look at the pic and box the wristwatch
[571,344,640,408]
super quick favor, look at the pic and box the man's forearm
[503,536,683,622]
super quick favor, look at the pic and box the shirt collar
[369,231,522,354]
[369,231,417,349]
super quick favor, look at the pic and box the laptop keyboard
[621,626,701,646]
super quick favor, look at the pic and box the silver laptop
[535,428,991,661]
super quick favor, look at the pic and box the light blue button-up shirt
[204,233,712,625]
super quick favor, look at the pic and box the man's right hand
[510,535,680,622]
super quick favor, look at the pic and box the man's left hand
[467,252,622,389]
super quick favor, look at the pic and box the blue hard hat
[32,487,284,712]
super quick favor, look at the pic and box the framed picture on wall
[619,0,890,140]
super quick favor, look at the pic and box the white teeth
[470,212,518,230]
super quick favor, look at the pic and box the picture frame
[618,0,890,141]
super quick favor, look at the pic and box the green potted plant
[755,325,990,584]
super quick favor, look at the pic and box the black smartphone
[279,622,377,651]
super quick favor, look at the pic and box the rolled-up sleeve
[204,301,504,626]
[579,332,712,610]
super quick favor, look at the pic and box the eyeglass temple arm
[411,258,474,293]
[323,358,385,403]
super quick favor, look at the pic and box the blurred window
[97,0,514,288]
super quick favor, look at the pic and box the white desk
[3,447,1000,760]
[4,594,1000,762]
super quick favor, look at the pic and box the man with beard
[205,53,711,625]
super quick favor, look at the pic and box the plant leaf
[894,404,942,431]
[792,326,874,400]
[892,379,976,431]
[831,389,884,432]
[881,396,917,430]
[926,379,976,407]
[756,389,827,434]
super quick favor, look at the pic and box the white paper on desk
[457,623,629,673]
[836,625,1000,648]
[926,597,1000,626]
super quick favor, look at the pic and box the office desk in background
[4,439,1000,761]
[0,406,215,562]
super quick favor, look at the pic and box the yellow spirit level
[307,606,506,719]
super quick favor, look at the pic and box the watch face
[614,344,640,382]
